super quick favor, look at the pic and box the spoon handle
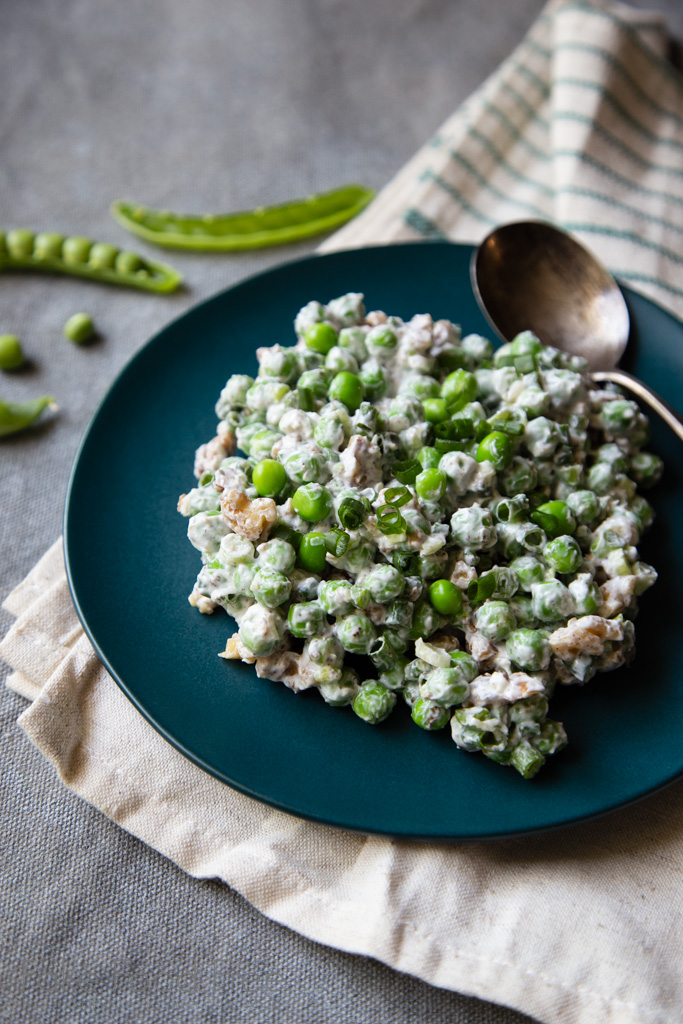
[592,369,683,443]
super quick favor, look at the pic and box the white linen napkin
[3,3,683,1023]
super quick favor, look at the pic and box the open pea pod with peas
[110,184,375,251]
[0,228,181,293]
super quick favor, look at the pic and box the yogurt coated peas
[180,292,661,780]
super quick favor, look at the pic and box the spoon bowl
[471,220,683,442]
[471,220,630,372]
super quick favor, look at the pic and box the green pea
[428,579,462,616]
[365,325,398,356]
[282,447,328,485]
[422,397,448,423]
[0,334,24,370]
[249,428,282,461]
[506,629,551,672]
[450,506,497,549]
[401,375,440,401]
[412,698,450,730]
[474,600,516,641]
[359,361,389,400]
[250,567,291,608]
[328,370,364,410]
[476,431,513,470]
[252,458,286,497]
[532,500,576,537]
[114,250,144,274]
[33,232,64,260]
[362,564,404,603]
[420,666,471,707]
[292,483,332,522]
[320,668,361,707]
[88,242,119,269]
[287,601,326,638]
[304,322,337,354]
[257,538,296,574]
[543,534,582,574]
[297,532,328,574]
[568,574,602,615]
[337,326,368,362]
[63,312,95,345]
[6,229,35,258]
[441,369,477,410]
[415,468,447,501]
[336,613,377,654]
[499,456,537,496]
[565,489,600,525]
[352,680,396,724]
[62,236,93,263]
[407,601,440,640]
[238,605,285,656]
[630,451,663,489]
[531,580,574,622]
[510,555,546,591]
[417,446,441,470]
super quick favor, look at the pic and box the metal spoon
[471,220,683,442]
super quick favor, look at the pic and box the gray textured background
[2,1,682,1021]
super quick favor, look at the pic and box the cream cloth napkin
[3,2,683,1023]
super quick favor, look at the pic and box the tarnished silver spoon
[471,220,683,442]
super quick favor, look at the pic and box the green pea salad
[178,293,660,779]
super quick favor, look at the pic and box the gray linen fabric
[1,1,681,1021]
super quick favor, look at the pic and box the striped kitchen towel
[322,0,683,320]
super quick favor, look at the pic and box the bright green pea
[292,483,332,522]
[506,629,551,672]
[415,468,447,501]
[0,334,24,370]
[63,312,95,345]
[441,369,477,410]
[88,242,118,269]
[62,236,92,263]
[352,680,396,724]
[417,446,440,469]
[304,322,337,354]
[476,431,513,470]
[33,232,64,260]
[328,370,364,410]
[412,698,450,730]
[428,579,462,616]
[422,398,448,422]
[532,500,576,537]
[252,458,286,497]
[543,534,582,574]
[6,229,35,258]
[287,601,326,638]
[115,250,144,274]
[297,532,328,574]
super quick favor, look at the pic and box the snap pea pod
[0,395,55,437]
[0,229,181,293]
[110,183,375,251]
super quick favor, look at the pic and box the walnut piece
[219,488,277,542]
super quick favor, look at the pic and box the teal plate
[64,242,683,840]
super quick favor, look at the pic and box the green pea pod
[0,229,181,293]
[0,395,55,437]
[110,184,375,251]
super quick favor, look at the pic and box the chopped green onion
[467,573,497,605]
[393,458,420,484]
[384,485,411,508]
[338,496,366,530]
[298,386,316,411]
[325,528,350,557]
[376,504,406,534]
